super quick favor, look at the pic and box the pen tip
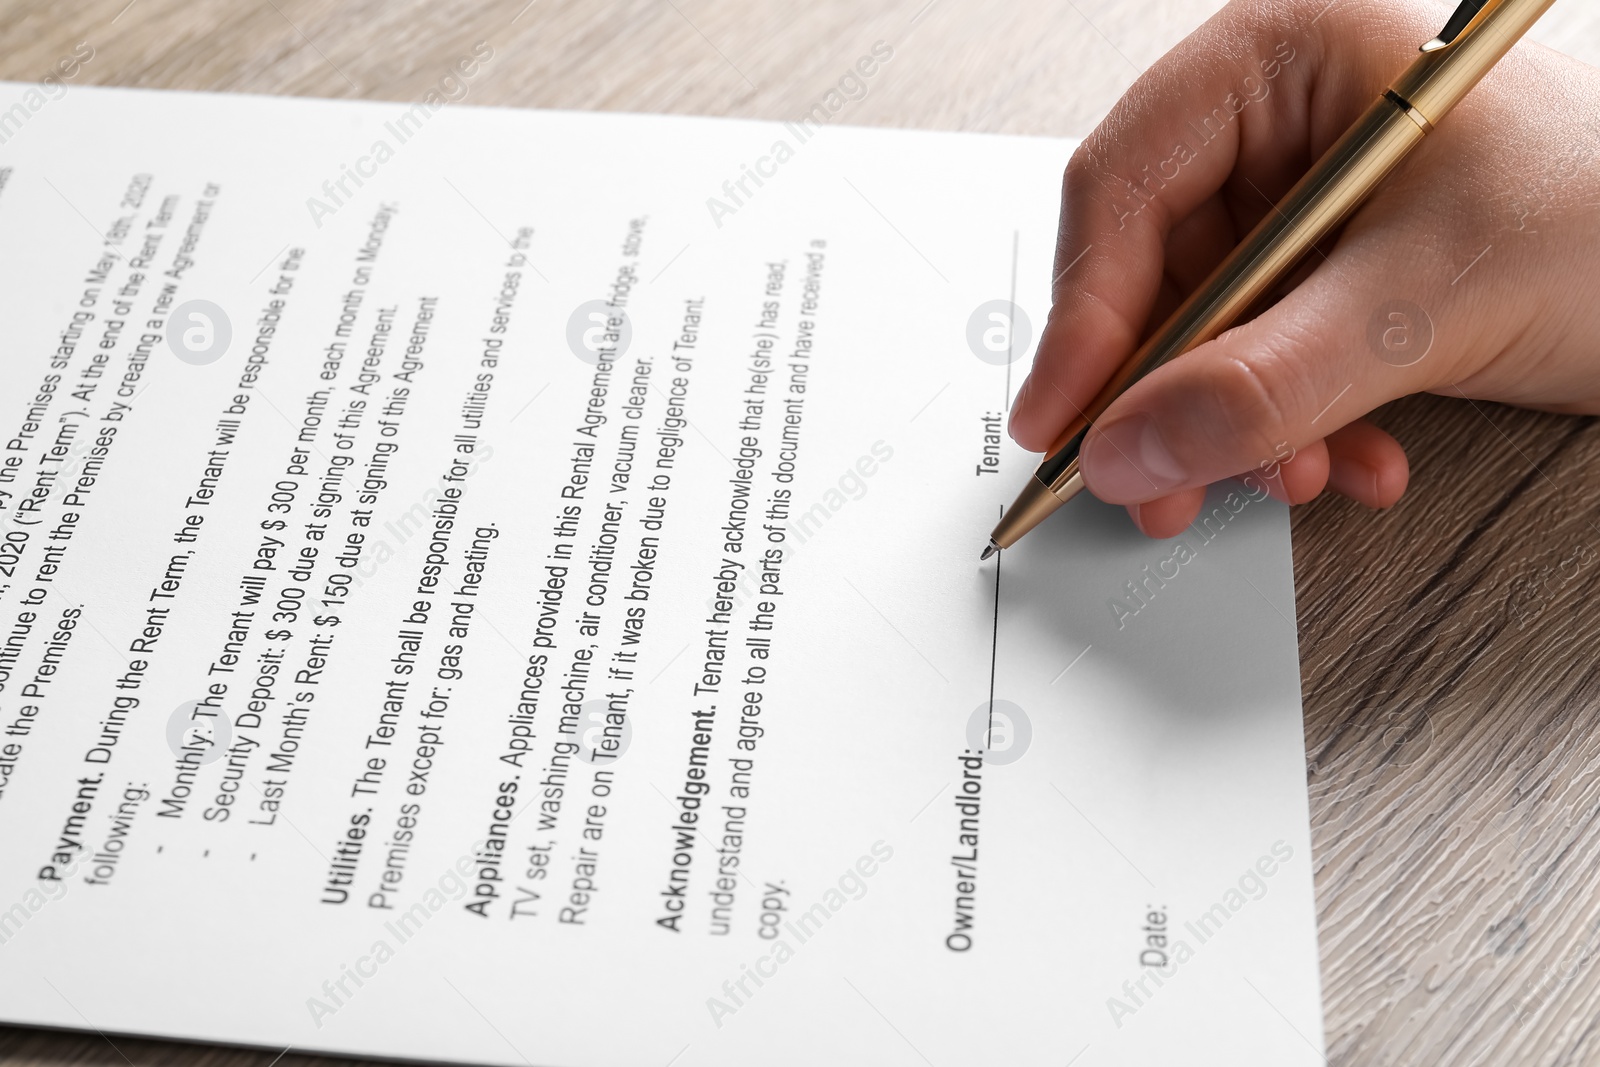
[980,541,999,561]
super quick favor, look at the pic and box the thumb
[1076,252,1443,504]
[1007,0,1430,453]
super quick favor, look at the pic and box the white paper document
[0,80,1324,1065]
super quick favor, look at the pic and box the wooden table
[1,1,1597,1064]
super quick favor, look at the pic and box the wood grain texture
[0,1,1596,1064]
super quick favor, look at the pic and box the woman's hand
[1008,0,1600,537]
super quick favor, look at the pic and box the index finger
[1007,0,1433,452]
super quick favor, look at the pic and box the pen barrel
[1039,94,1428,488]
[1393,0,1558,124]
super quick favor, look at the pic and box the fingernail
[1327,454,1380,508]
[1081,412,1187,502]
[1007,375,1032,436]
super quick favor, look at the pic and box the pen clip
[1420,0,1493,52]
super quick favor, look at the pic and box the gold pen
[984,0,1557,560]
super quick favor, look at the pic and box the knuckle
[1063,140,1097,183]
[1206,343,1314,464]
[1061,143,1117,219]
